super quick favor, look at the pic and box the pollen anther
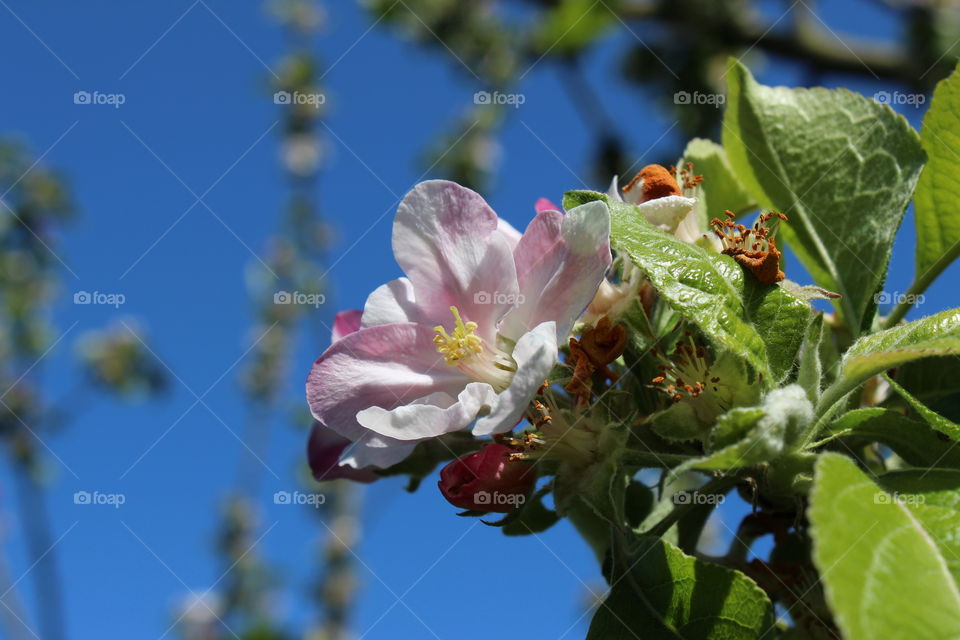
[433,306,483,365]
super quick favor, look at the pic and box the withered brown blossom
[565,316,627,408]
[711,210,788,285]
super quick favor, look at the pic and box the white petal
[361,277,420,327]
[473,322,558,436]
[338,433,418,469]
[636,195,697,233]
[607,176,624,202]
[356,382,498,441]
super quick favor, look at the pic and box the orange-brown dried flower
[711,211,788,285]
[624,164,682,202]
[565,317,627,408]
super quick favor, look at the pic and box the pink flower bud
[438,443,535,513]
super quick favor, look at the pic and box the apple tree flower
[306,180,611,470]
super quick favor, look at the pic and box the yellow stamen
[433,306,483,365]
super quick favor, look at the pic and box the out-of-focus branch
[620,0,929,86]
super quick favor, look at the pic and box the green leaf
[652,402,706,443]
[502,488,560,536]
[587,537,774,640]
[569,191,810,385]
[723,60,925,333]
[810,454,960,639]
[894,357,960,422]
[817,307,960,421]
[914,64,960,290]
[796,312,825,403]
[742,276,811,384]
[885,374,960,441]
[877,469,960,584]
[680,137,756,220]
[822,408,960,467]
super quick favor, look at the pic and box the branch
[621,1,920,86]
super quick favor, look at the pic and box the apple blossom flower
[306,180,611,470]
[437,443,535,512]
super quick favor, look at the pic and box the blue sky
[0,1,953,638]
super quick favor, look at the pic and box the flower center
[433,306,483,365]
[433,306,517,392]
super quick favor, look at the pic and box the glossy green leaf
[914,64,960,289]
[587,537,774,640]
[810,454,960,639]
[723,60,925,333]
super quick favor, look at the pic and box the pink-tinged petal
[392,180,518,338]
[499,200,612,341]
[534,197,559,213]
[339,433,418,469]
[497,218,522,250]
[356,382,498,440]
[473,322,558,436]
[636,195,697,233]
[331,309,363,343]
[361,277,420,328]
[306,323,470,440]
[308,422,379,482]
